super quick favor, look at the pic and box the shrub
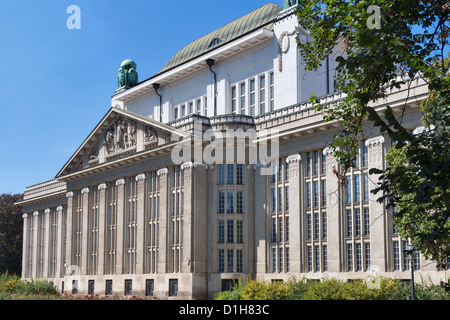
[0,272,22,294]
[242,280,291,300]
[15,279,57,295]
[215,281,245,300]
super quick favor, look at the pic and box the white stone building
[18,2,448,299]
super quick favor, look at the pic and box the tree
[0,193,23,275]
[296,1,449,264]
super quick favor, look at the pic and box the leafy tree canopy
[0,194,23,275]
[296,1,449,264]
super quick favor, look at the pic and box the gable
[56,107,189,178]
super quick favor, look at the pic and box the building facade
[18,3,448,299]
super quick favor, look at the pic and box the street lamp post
[406,244,415,300]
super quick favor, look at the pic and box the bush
[242,280,291,300]
[214,277,450,300]
[215,280,245,300]
[0,272,22,294]
[16,279,57,295]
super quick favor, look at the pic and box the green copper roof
[156,3,283,76]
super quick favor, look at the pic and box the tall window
[343,140,370,272]
[249,79,256,116]
[270,156,290,273]
[106,183,117,275]
[259,75,266,114]
[73,191,82,272]
[170,166,183,273]
[88,187,99,275]
[217,163,245,273]
[49,209,58,278]
[240,82,246,115]
[125,178,137,274]
[231,86,237,114]
[304,149,327,273]
[269,72,274,112]
[146,171,159,274]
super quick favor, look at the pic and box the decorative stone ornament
[117,59,138,89]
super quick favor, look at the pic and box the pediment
[56,107,189,178]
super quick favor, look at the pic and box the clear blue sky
[0,0,278,194]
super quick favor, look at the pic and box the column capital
[22,213,28,219]
[33,211,39,216]
[286,154,301,163]
[44,208,51,214]
[135,173,146,181]
[98,183,107,190]
[81,187,90,194]
[56,206,64,212]
[157,168,168,176]
[365,136,385,147]
[66,191,74,198]
[116,178,126,186]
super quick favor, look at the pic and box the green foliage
[241,280,291,300]
[215,280,245,300]
[0,193,24,275]
[296,0,450,263]
[214,277,450,300]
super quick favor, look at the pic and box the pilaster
[65,192,74,275]
[43,208,51,278]
[366,136,387,272]
[181,163,194,274]
[21,213,28,278]
[81,188,90,275]
[135,174,146,274]
[56,206,64,279]
[287,154,301,273]
[324,148,342,272]
[157,168,169,273]
[254,164,268,275]
[115,179,126,274]
[97,183,107,275]
[32,211,39,279]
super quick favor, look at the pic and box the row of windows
[218,219,244,244]
[69,278,178,297]
[231,72,274,116]
[218,248,244,273]
[174,96,208,120]
[217,163,244,185]
[173,70,275,121]
[346,243,371,272]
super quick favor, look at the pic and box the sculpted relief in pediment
[104,117,137,156]
[83,116,167,169]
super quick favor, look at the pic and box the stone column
[97,183,107,276]
[81,188,90,276]
[32,211,39,279]
[324,148,342,273]
[287,154,301,273]
[246,165,255,277]
[135,174,146,275]
[181,163,193,274]
[56,206,64,279]
[115,179,126,275]
[254,164,268,276]
[43,209,51,278]
[157,168,169,273]
[65,192,74,275]
[21,213,29,278]
[366,136,387,272]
